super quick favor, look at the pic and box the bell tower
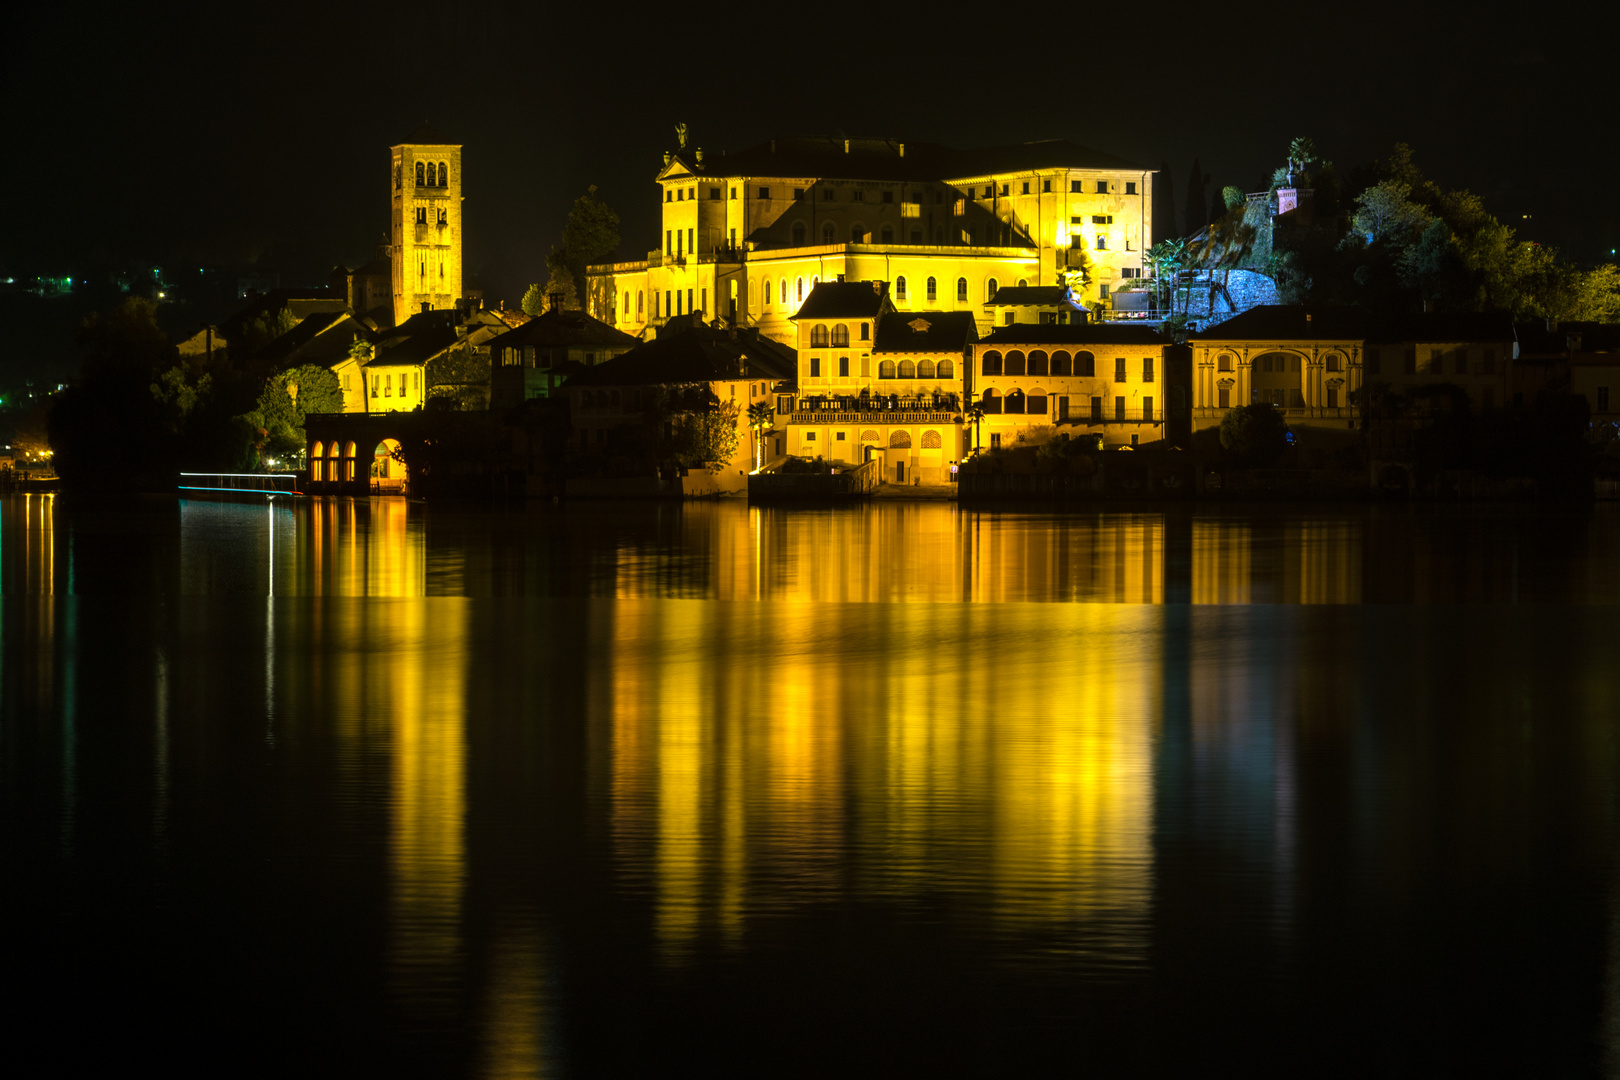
[390,124,463,327]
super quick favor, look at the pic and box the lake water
[3,493,1619,1075]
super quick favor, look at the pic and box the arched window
[1005,389,1027,414]
[911,227,924,242]
[1076,350,1096,377]
[1005,351,1027,376]
[831,324,849,347]
[921,430,942,449]
[889,430,912,448]
[415,161,425,185]
[982,351,1003,376]
[762,280,770,308]
[1326,352,1344,371]
[796,277,804,301]
[1016,278,1027,288]
[425,163,436,187]
[810,325,829,348]
[438,162,447,187]
[926,277,937,302]
[850,224,866,243]
[878,359,896,379]
[822,222,835,243]
[986,278,999,301]
[895,276,908,301]
[780,279,787,305]
[881,224,894,243]
[956,277,968,302]
[1051,351,1071,376]
[1026,388,1048,414]
[638,291,644,316]
[938,359,954,379]
[918,360,936,379]
[1218,352,1234,372]
[861,429,881,443]
[981,388,1002,414]
[792,222,806,245]
[898,360,916,379]
[1029,351,1049,376]
[311,442,326,481]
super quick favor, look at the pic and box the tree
[241,365,342,466]
[540,263,579,312]
[675,397,742,473]
[746,400,774,470]
[1352,181,1433,245]
[521,283,546,317]
[1219,404,1290,467]
[547,185,621,308]
[963,403,985,457]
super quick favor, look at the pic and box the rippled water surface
[3,494,1619,1075]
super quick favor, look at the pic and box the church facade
[586,132,1154,346]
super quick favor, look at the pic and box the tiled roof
[791,281,887,320]
[664,135,1148,183]
[873,311,978,353]
[563,325,795,388]
[984,285,1077,308]
[485,307,639,351]
[1190,305,1370,342]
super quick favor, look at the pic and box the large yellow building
[391,124,463,328]
[587,132,1153,346]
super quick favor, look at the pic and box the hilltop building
[587,131,1154,346]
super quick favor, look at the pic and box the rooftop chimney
[898,142,905,157]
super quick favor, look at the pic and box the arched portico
[304,413,416,496]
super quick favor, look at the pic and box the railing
[983,407,1163,423]
[781,393,961,416]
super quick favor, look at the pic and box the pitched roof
[873,311,978,353]
[981,323,1166,347]
[1190,305,1370,342]
[370,309,460,366]
[1369,311,1516,344]
[563,325,795,388]
[396,121,457,147]
[984,285,1079,308]
[485,306,638,351]
[791,280,887,320]
[661,134,1148,183]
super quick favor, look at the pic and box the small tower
[390,124,463,328]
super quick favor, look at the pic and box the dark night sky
[5,0,1616,313]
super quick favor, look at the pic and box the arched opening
[895,276,908,301]
[921,430,942,449]
[1005,389,1027,414]
[981,389,1002,414]
[918,359,936,379]
[415,161,425,185]
[850,224,866,243]
[343,441,357,482]
[1051,351,1072,376]
[880,224,894,242]
[373,438,408,494]
[1028,350,1049,376]
[982,350,1002,376]
[438,162,447,187]
[832,324,849,347]
[425,163,435,187]
[1076,350,1096,377]
[926,276,937,302]
[986,278,999,301]
[326,441,341,482]
[938,358,954,379]
[822,222,835,243]
[1026,387,1048,415]
[795,277,804,302]
[1252,351,1304,408]
[898,360,916,379]
[310,441,326,482]
[878,359,896,380]
[1005,350,1027,376]
[889,430,912,448]
[811,324,829,348]
[956,277,968,302]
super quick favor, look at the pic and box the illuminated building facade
[781,280,976,482]
[970,324,1171,450]
[391,125,463,328]
[587,133,1153,345]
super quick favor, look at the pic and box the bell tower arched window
[438,162,447,187]
[415,161,425,185]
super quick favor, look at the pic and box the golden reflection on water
[604,599,1159,967]
[481,923,550,1080]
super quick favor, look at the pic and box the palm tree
[746,400,774,471]
[1188,201,1257,313]
[962,404,985,458]
[1147,239,1188,317]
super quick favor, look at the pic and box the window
[666,230,672,256]
[415,161,425,185]
[831,324,849,347]
[1143,357,1154,383]
[676,231,683,257]
[918,360,936,379]
[911,228,924,242]
[1071,180,1083,193]
[1125,181,1136,195]
[793,277,803,302]
[810,325,829,347]
[881,224,894,242]
[1100,284,1110,299]
[982,351,1002,376]
[852,189,865,202]
[1218,387,1230,408]
[1115,396,1126,421]
[1005,351,1025,376]
[780,279,787,305]
[1051,351,1071,376]
[665,190,672,203]
[1004,313,1014,325]
[1077,351,1095,377]
[1327,387,1339,408]
[676,189,684,201]
[839,356,849,377]
[710,187,721,200]
[1115,357,1127,383]
[956,277,968,302]
[836,431,846,441]
[1089,396,1102,421]
[938,359,954,379]
[953,198,966,217]
[805,431,817,441]
[1092,215,1113,224]
[860,322,870,341]
[1027,393,1047,415]
[687,228,693,254]
[822,222,836,243]
[1005,390,1026,414]
[758,186,770,199]
[1096,181,1108,193]
[730,186,737,199]
[810,357,821,378]
[879,360,896,379]
[438,162,447,186]
[926,277,937,302]
[899,360,916,379]
[895,276,908,301]
[1021,181,1030,195]
[823,188,834,201]
[1326,353,1343,372]
[986,279,998,301]
[850,224,865,243]
[1143,397,1153,421]
[1043,179,1052,192]
[793,187,805,200]
[982,185,992,198]
[882,190,895,204]
[1218,352,1233,372]
[637,291,643,316]
[1029,351,1048,376]
[1096,236,1108,250]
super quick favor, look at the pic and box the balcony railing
[780,393,961,423]
[984,406,1163,423]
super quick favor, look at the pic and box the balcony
[784,392,961,425]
